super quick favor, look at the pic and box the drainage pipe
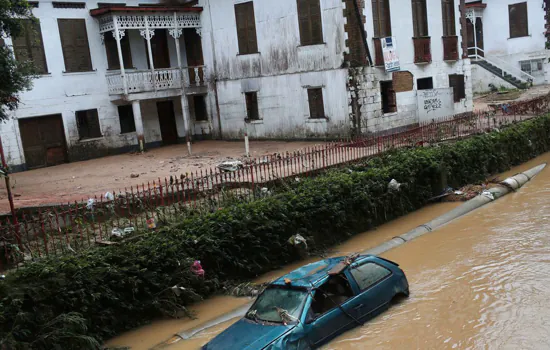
[365,163,546,256]
[168,163,547,343]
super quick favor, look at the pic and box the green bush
[2,115,550,349]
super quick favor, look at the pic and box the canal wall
[2,114,550,348]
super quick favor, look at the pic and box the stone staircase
[471,60,530,89]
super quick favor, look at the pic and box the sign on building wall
[382,37,400,72]
[417,88,454,122]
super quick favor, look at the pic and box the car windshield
[247,287,308,323]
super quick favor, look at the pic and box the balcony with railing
[106,66,207,95]
[442,36,459,61]
[413,37,432,64]
[91,5,206,97]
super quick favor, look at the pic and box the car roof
[270,254,378,288]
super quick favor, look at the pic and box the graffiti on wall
[417,88,454,122]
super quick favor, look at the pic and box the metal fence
[1,93,549,269]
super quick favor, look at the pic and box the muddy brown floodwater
[107,153,550,350]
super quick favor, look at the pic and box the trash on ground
[130,173,140,178]
[104,192,114,201]
[86,198,95,210]
[217,160,243,172]
[147,218,156,229]
[442,183,502,202]
[388,179,401,191]
[288,234,308,249]
[171,284,186,296]
[191,260,205,277]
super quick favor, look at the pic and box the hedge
[1,115,550,349]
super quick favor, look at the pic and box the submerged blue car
[203,254,409,350]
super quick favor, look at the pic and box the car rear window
[350,262,391,291]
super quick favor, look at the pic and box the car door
[347,261,394,322]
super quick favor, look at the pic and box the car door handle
[353,304,364,310]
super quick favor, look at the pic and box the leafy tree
[0,0,37,120]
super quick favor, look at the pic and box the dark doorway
[466,18,484,57]
[19,114,68,169]
[380,81,397,114]
[146,29,170,69]
[156,100,178,145]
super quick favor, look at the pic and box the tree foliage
[0,0,37,120]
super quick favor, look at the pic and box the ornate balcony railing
[106,66,207,95]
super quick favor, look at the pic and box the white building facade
[466,0,550,93]
[1,0,473,172]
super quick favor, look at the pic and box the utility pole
[0,135,21,249]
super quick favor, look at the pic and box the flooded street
[107,153,550,350]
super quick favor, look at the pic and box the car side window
[350,262,391,291]
[306,275,354,322]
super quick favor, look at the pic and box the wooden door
[156,100,178,145]
[467,18,484,57]
[19,114,67,169]
[146,29,170,69]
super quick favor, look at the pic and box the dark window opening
[411,0,428,37]
[372,0,392,38]
[509,2,528,38]
[76,109,102,140]
[58,19,93,72]
[417,77,433,90]
[245,91,260,121]
[53,2,85,8]
[193,95,208,121]
[28,1,39,8]
[145,29,170,69]
[307,88,325,119]
[449,74,465,102]
[350,262,392,291]
[104,32,133,70]
[380,81,397,113]
[306,275,354,321]
[297,0,324,46]
[235,2,258,55]
[118,105,136,134]
[12,19,48,74]
[441,0,456,36]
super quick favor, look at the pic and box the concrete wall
[471,64,516,94]
[1,0,215,170]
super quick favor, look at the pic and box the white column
[112,15,128,95]
[141,15,156,91]
[132,100,145,152]
[180,95,192,155]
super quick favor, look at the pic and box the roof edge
[90,6,203,17]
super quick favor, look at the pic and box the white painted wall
[1,0,213,170]
[469,0,549,87]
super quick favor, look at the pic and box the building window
[520,59,544,76]
[372,0,392,38]
[58,19,93,72]
[441,0,456,36]
[417,77,433,90]
[118,105,136,134]
[297,0,323,46]
[245,92,260,121]
[52,2,85,8]
[380,81,397,113]
[509,2,528,38]
[411,0,428,37]
[307,88,325,119]
[244,91,260,120]
[104,32,133,70]
[193,95,208,121]
[11,19,48,74]
[449,74,465,102]
[76,109,102,139]
[235,2,258,55]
